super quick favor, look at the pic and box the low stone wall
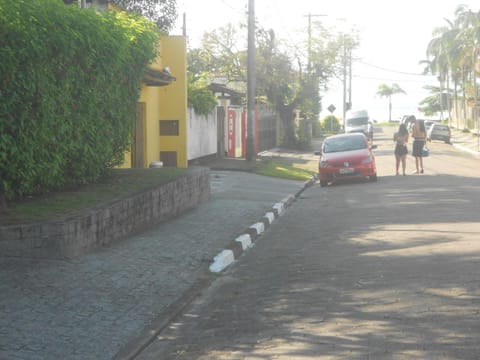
[0,167,210,259]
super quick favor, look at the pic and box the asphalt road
[136,127,480,359]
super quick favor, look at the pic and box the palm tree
[421,23,457,123]
[422,5,480,130]
[376,83,406,122]
[456,7,480,128]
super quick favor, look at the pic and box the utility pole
[348,46,352,110]
[246,0,256,161]
[304,14,326,74]
[337,18,353,129]
[304,13,326,139]
[342,34,347,129]
[182,12,186,37]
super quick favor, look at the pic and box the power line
[218,0,246,16]
[258,2,305,60]
[357,60,430,77]
[353,74,438,83]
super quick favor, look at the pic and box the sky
[172,0,480,121]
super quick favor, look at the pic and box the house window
[159,120,179,136]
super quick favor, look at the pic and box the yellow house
[125,35,188,168]
[84,1,188,169]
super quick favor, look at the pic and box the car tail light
[361,156,373,164]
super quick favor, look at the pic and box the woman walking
[394,123,409,175]
[411,116,427,174]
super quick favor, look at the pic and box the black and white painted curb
[209,174,318,273]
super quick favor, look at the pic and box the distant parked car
[424,120,434,131]
[427,124,451,143]
[316,132,377,187]
[401,115,416,131]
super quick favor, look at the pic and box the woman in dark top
[411,116,426,174]
[394,123,409,175]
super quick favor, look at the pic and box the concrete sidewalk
[450,127,480,155]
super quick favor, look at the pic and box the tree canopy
[113,0,177,32]
[188,21,350,148]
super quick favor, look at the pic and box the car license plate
[339,168,354,174]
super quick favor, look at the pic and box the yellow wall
[121,35,187,168]
[140,85,162,166]
[158,36,188,167]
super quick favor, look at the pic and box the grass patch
[0,167,187,226]
[254,158,316,181]
[378,121,400,127]
[1,157,317,226]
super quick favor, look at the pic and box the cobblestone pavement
[134,125,480,360]
[1,125,477,360]
[0,171,310,360]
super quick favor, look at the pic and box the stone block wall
[0,167,210,259]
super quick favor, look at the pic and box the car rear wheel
[320,180,328,187]
[369,174,378,182]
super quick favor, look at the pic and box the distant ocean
[320,105,436,122]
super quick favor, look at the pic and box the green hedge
[0,0,159,201]
[321,115,341,133]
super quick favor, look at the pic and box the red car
[317,133,377,187]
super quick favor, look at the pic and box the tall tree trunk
[454,76,459,129]
[277,102,297,148]
[0,187,7,211]
[388,96,392,122]
[446,72,452,125]
[462,67,467,129]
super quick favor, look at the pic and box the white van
[345,109,373,140]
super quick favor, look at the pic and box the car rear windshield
[323,136,367,153]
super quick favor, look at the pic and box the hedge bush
[321,115,341,133]
[0,0,159,201]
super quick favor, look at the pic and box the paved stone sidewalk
[0,170,312,360]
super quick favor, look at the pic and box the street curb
[113,274,214,360]
[208,174,317,273]
[114,174,318,360]
[452,142,480,155]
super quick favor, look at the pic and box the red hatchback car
[317,133,378,187]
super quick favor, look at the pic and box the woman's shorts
[412,139,425,157]
[395,143,408,156]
